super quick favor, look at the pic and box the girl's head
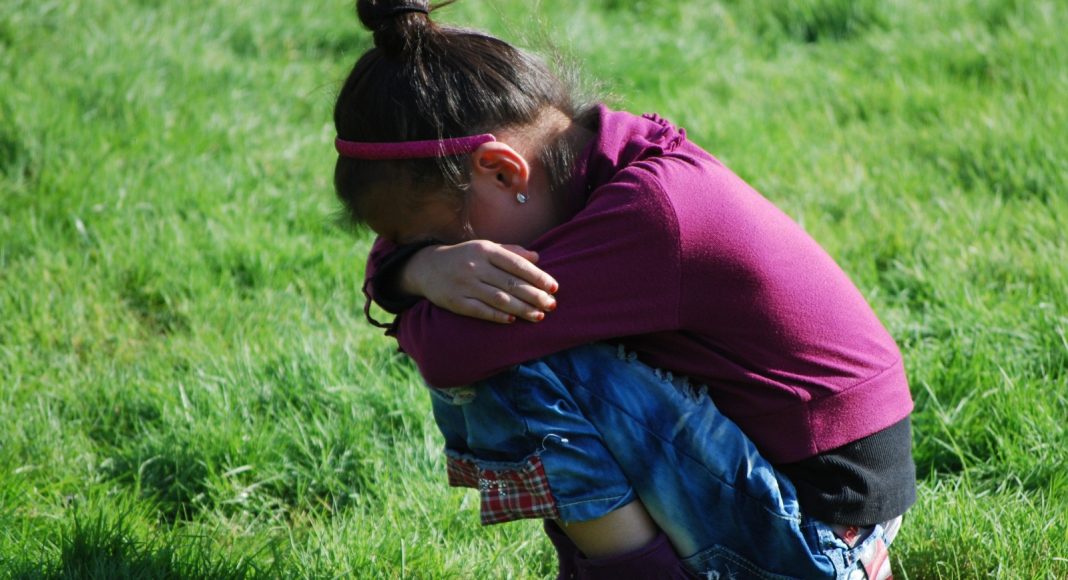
[333,0,593,246]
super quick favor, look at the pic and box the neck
[551,114,597,221]
[492,107,596,234]
[518,108,597,226]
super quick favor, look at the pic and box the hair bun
[357,0,431,32]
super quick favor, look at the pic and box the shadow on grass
[5,508,280,580]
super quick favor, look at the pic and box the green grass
[1,0,1066,577]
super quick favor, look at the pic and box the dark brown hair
[333,0,591,226]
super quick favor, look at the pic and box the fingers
[500,244,540,264]
[471,283,548,323]
[414,240,559,324]
[480,244,557,322]
[491,246,559,294]
[487,272,557,314]
[450,298,519,325]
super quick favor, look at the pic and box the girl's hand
[400,240,558,324]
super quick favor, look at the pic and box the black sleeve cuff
[369,239,441,314]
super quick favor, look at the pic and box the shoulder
[531,154,684,271]
[590,108,729,213]
[582,161,681,246]
[588,142,725,236]
[571,106,741,250]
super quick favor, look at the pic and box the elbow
[398,337,477,387]
[408,342,510,388]
[395,308,504,387]
[415,356,477,389]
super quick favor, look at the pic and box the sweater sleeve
[393,166,683,387]
[364,237,441,315]
[364,236,396,285]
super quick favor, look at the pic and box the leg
[563,501,692,580]
[427,363,689,577]
[429,344,894,578]
[558,500,657,558]
[546,504,691,580]
[542,520,581,580]
[524,343,839,578]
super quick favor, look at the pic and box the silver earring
[516,192,528,204]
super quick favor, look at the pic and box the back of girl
[333,1,915,579]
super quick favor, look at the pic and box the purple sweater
[367,105,913,464]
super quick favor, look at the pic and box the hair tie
[387,1,429,17]
[335,134,496,160]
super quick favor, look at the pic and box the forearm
[394,239,682,387]
[381,168,683,386]
[367,239,439,313]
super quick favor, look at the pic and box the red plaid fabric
[447,454,560,525]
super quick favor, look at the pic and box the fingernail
[549,283,559,294]
[546,301,557,312]
[534,312,545,322]
[507,315,516,323]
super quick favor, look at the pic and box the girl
[334,1,915,578]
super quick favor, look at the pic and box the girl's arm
[388,170,683,387]
[365,237,559,323]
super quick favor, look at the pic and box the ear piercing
[516,192,528,204]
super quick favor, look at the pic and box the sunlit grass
[1,0,1065,577]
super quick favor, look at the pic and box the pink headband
[335,134,496,160]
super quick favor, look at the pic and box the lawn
[1,0,1066,577]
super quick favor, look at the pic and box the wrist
[369,240,440,313]
[399,245,435,296]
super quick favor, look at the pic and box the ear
[470,142,531,193]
